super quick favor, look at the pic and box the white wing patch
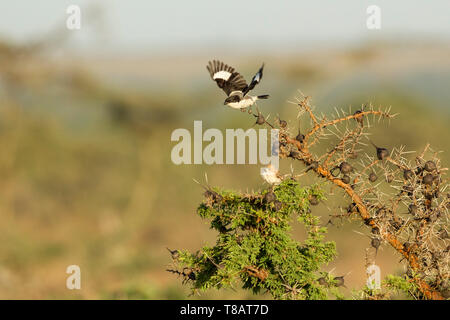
[213,71,232,81]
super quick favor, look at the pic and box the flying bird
[207,60,269,110]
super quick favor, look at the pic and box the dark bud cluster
[264,190,277,203]
[422,174,434,186]
[309,195,319,206]
[255,113,265,125]
[341,175,351,184]
[371,238,381,250]
[296,131,305,143]
[424,160,436,172]
[353,110,364,125]
[340,162,353,174]
[403,169,414,180]
[368,172,378,182]
[333,276,346,288]
[370,141,389,160]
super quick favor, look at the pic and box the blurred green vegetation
[0,40,448,299]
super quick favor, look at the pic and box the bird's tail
[257,94,270,100]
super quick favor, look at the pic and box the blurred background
[0,1,449,299]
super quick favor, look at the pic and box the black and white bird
[207,60,269,110]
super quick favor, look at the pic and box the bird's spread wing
[243,63,264,96]
[207,60,247,96]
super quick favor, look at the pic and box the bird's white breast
[226,96,257,109]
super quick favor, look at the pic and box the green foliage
[171,180,337,299]
[383,274,421,299]
[350,274,422,300]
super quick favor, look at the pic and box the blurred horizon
[1,1,450,55]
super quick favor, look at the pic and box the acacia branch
[276,98,446,300]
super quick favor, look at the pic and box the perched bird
[207,60,269,110]
[260,164,282,185]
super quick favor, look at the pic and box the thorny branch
[258,94,448,300]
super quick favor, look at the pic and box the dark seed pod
[340,162,353,174]
[370,140,389,160]
[341,175,350,184]
[295,132,305,143]
[403,169,413,180]
[368,172,378,182]
[377,148,389,160]
[273,200,282,211]
[256,114,265,125]
[422,174,434,186]
[353,110,364,125]
[424,160,436,172]
[371,227,380,235]
[279,119,287,128]
[318,277,328,286]
[333,276,345,287]
[309,195,319,206]
[371,238,381,249]
[264,191,276,203]
[385,174,394,183]
[376,147,389,160]
[408,204,418,215]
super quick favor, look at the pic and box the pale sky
[0,1,449,53]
